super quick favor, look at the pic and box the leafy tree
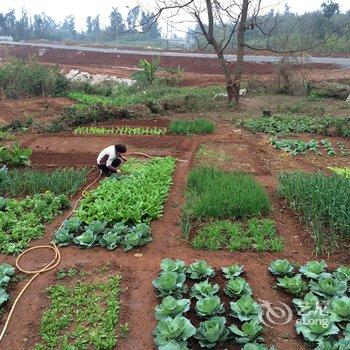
[108,7,125,40]
[322,0,340,19]
[86,16,93,33]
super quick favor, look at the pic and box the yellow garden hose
[0,153,187,342]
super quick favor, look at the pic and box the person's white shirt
[97,145,117,167]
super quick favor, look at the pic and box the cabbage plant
[310,273,347,298]
[300,261,327,279]
[154,296,190,320]
[152,272,187,298]
[0,263,15,288]
[0,287,9,307]
[296,310,339,343]
[243,345,277,350]
[334,266,350,282]
[230,295,263,321]
[292,292,320,315]
[330,296,350,322]
[194,316,229,348]
[99,229,124,250]
[224,277,252,298]
[190,280,219,299]
[268,259,294,276]
[73,229,97,248]
[221,264,244,279]
[229,317,263,344]
[53,228,73,247]
[161,259,186,274]
[0,197,7,211]
[122,223,152,251]
[187,260,215,280]
[84,220,107,235]
[62,217,82,233]
[195,296,225,318]
[154,315,196,349]
[276,274,308,296]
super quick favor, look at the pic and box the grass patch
[0,192,70,254]
[184,166,271,221]
[0,168,88,197]
[34,275,122,350]
[278,171,350,253]
[169,119,215,135]
[239,114,350,137]
[192,219,283,252]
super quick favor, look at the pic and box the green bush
[0,58,68,99]
[169,119,215,135]
[184,166,271,221]
[0,168,88,197]
[239,114,350,137]
[278,171,350,253]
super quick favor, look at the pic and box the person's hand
[116,169,122,174]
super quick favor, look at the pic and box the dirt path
[0,122,349,349]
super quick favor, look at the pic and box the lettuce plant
[296,310,339,343]
[292,292,320,315]
[194,316,229,348]
[161,259,186,274]
[190,280,219,299]
[195,296,225,318]
[154,316,196,349]
[334,266,350,282]
[53,228,73,247]
[153,272,187,298]
[73,229,97,248]
[221,264,244,279]
[187,260,215,280]
[243,345,276,350]
[276,274,308,296]
[300,261,327,279]
[330,296,350,322]
[310,273,347,298]
[122,223,152,251]
[230,295,263,321]
[229,317,263,344]
[154,296,190,320]
[268,259,294,276]
[224,277,252,298]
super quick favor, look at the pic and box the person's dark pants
[98,158,121,177]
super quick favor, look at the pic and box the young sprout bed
[74,126,167,136]
[153,258,276,349]
[54,157,175,251]
[269,259,350,349]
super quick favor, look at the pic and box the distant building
[0,36,14,42]
[167,37,192,50]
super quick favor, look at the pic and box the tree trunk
[233,0,249,106]
[217,53,236,103]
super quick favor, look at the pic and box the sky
[0,0,349,34]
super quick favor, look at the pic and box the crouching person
[97,144,127,177]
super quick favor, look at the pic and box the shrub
[185,166,271,220]
[278,171,350,253]
[169,118,215,135]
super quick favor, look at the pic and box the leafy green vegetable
[122,223,152,251]
[0,263,15,288]
[0,197,7,211]
[296,310,339,343]
[242,344,276,350]
[153,272,187,298]
[334,266,350,282]
[63,217,82,233]
[224,277,252,298]
[230,295,263,321]
[229,317,263,344]
[154,316,196,349]
[53,228,73,247]
[195,296,225,318]
[221,264,244,279]
[0,143,32,167]
[330,296,350,322]
[310,273,347,298]
[300,261,327,279]
[186,260,215,280]
[268,259,294,276]
[190,280,219,299]
[292,293,320,315]
[154,296,190,320]
[276,274,308,296]
[85,220,107,235]
[0,287,9,307]
[194,316,229,348]
[99,229,124,250]
[161,259,186,274]
[73,229,97,248]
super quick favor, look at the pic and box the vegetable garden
[0,65,349,350]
